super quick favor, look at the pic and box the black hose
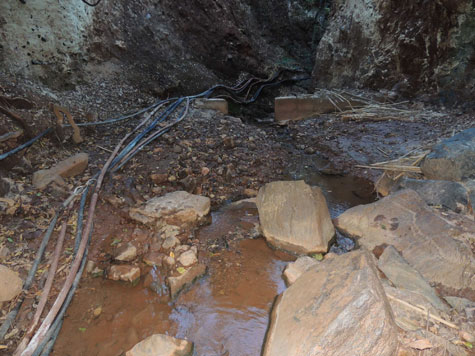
[0,128,52,161]
[81,0,101,6]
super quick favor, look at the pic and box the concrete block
[195,98,228,114]
[274,94,366,122]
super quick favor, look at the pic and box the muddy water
[171,239,292,356]
[53,237,292,356]
[53,169,374,356]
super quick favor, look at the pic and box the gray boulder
[394,177,470,214]
[421,127,475,181]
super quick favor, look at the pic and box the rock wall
[313,0,475,100]
[0,0,94,88]
[0,0,317,93]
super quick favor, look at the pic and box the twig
[0,106,33,138]
[355,165,423,173]
[97,145,113,153]
[386,294,458,329]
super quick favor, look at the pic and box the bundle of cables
[1,68,307,356]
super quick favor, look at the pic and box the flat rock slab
[126,334,193,356]
[282,256,318,286]
[378,245,447,311]
[32,152,88,190]
[256,181,335,254]
[263,250,398,356]
[334,189,475,292]
[421,127,475,181]
[0,264,23,302]
[129,191,210,228]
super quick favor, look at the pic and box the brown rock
[32,153,88,190]
[256,181,335,254]
[143,252,165,267]
[129,191,210,228]
[114,243,137,262]
[150,173,168,185]
[168,263,206,299]
[243,188,258,197]
[108,265,140,283]
[177,250,197,267]
[126,334,193,356]
[334,189,475,291]
[0,264,23,302]
[263,250,398,356]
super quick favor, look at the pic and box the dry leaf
[408,339,433,350]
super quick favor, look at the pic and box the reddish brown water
[53,174,373,356]
[53,237,292,356]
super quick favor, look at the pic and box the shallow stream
[52,171,374,356]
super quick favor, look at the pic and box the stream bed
[52,173,374,356]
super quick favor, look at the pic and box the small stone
[173,145,182,154]
[164,256,175,268]
[444,296,475,313]
[93,306,102,318]
[174,245,190,255]
[150,173,168,185]
[108,265,141,283]
[125,334,193,356]
[243,188,258,197]
[177,250,198,267]
[91,267,104,277]
[114,243,137,262]
[283,256,318,286]
[0,246,11,260]
[86,260,95,274]
[201,167,210,176]
[0,265,23,302]
[143,252,165,267]
[168,175,177,182]
[162,236,180,250]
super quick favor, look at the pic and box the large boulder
[263,250,398,356]
[334,189,475,292]
[256,181,335,254]
[0,265,23,302]
[129,191,210,228]
[421,128,475,181]
[125,334,193,356]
